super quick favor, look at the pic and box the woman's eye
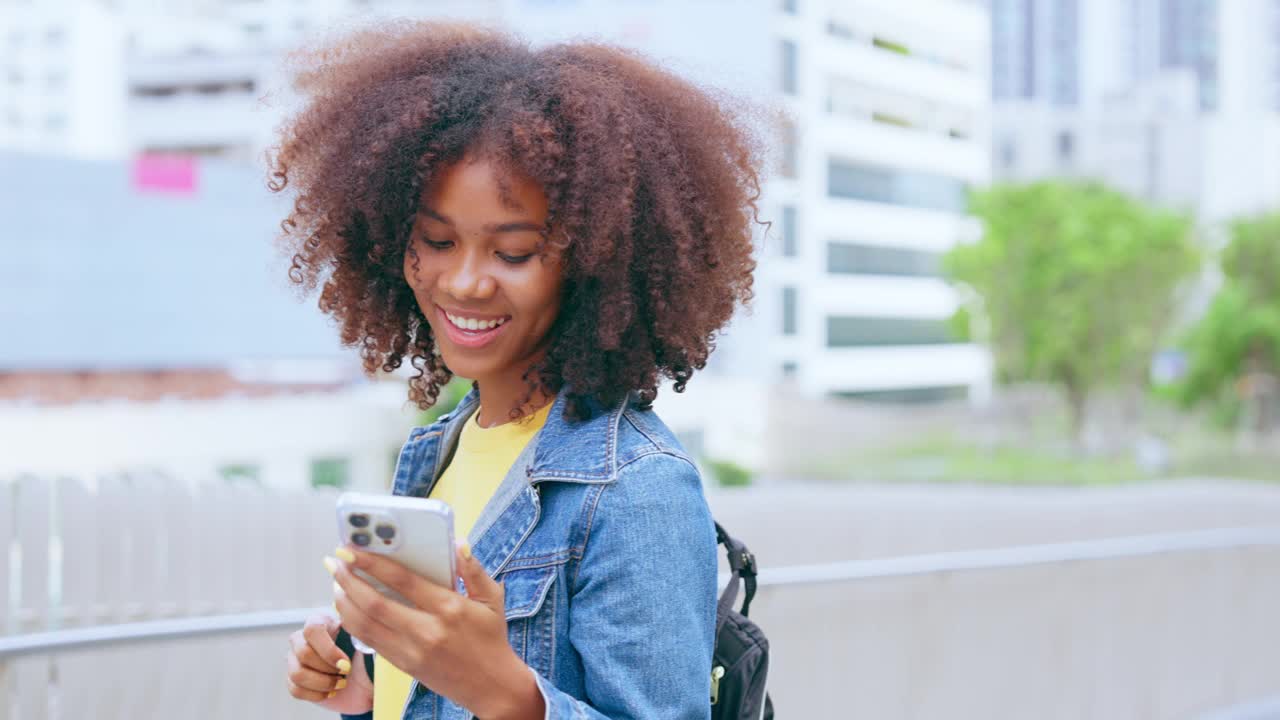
[421,237,453,250]
[498,252,534,265]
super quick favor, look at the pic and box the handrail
[1,526,1277,660]
[755,526,1280,587]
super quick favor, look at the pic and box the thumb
[456,539,504,613]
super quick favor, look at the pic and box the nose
[438,247,496,301]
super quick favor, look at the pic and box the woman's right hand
[287,612,373,713]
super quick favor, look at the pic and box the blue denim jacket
[357,387,718,720]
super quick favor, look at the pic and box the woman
[276,22,761,720]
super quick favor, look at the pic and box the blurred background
[2,0,1279,718]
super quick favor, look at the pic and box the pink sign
[132,153,198,194]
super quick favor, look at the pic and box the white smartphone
[335,492,457,654]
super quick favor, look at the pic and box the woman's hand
[329,542,546,720]
[285,611,373,714]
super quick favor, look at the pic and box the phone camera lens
[348,513,370,528]
[375,524,396,541]
[351,532,371,547]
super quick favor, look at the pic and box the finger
[299,613,350,674]
[332,573,402,654]
[456,540,504,612]
[287,679,330,704]
[339,545,456,611]
[287,649,347,694]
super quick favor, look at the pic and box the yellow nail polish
[327,691,337,699]
[335,678,348,690]
[334,547,356,564]
[459,542,472,560]
[322,557,338,576]
[336,658,352,674]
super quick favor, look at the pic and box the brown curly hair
[267,22,763,420]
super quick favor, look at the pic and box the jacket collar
[439,386,629,485]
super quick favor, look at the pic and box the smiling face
[404,156,564,392]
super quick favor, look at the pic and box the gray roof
[0,151,352,370]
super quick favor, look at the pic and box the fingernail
[336,658,352,674]
[323,557,339,576]
[333,580,342,596]
[335,678,348,690]
[458,541,472,560]
[335,547,356,564]
[327,691,337,699]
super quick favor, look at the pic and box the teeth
[445,312,507,332]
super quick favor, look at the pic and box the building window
[833,385,968,403]
[827,159,967,213]
[782,287,798,336]
[218,463,261,484]
[781,205,798,257]
[828,242,939,277]
[999,136,1017,169]
[311,457,351,489]
[780,39,798,95]
[826,316,952,347]
[781,0,797,13]
[781,361,798,377]
[44,114,66,132]
[780,121,798,178]
[1056,130,1074,164]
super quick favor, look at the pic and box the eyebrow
[419,207,545,234]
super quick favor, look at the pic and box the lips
[435,305,511,349]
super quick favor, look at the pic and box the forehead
[419,156,548,219]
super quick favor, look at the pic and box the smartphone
[335,492,457,653]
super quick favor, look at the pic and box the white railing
[2,476,1279,719]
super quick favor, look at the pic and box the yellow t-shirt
[372,402,552,720]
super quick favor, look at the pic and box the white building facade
[769,0,993,402]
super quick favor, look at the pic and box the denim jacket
[356,387,718,720]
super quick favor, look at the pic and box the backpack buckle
[739,550,757,576]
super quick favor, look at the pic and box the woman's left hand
[329,542,545,720]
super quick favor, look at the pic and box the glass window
[827,242,939,276]
[827,159,967,213]
[781,205,798,257]
[780,39,797,95]
[311,457,351,489]
[1057,130,1074,163]
[219,463,261,484]
[832,385,968,403]
[826,316,952,347]
[781,0,797,13]
[782,287,798,335]
[780,121,798,178]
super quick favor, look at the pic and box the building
[768,0,993,403]
[4,0,996,475]
[0,2,128,158]
[0,150,420,490]
[991,0,1280,223]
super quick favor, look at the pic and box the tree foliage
[945,182,1200,441]
[1178,213,1280,432]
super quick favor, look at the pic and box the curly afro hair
[267,22,763,421]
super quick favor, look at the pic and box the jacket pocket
[500,564,558,679]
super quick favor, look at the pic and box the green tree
[1178,213,1280,434]
[945,182,1200,445]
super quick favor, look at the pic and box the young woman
[276,23,761,720]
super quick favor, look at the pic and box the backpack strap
[714,522,759,628]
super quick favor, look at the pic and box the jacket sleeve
[533,452,718,720]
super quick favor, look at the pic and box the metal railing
[2,526,1277,661]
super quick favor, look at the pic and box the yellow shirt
[373,402,552,720]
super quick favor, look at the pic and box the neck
[473,367,553,428]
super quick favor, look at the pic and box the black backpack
[711,522,774,720]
